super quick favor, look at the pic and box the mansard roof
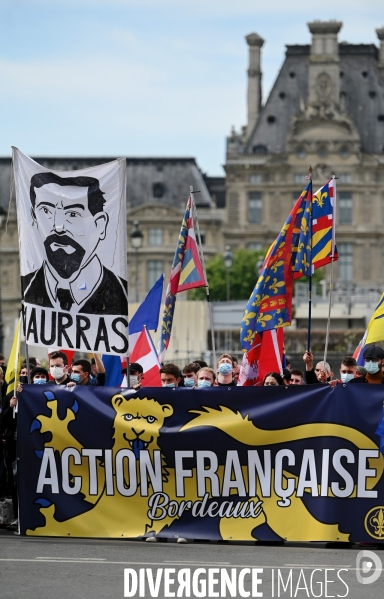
[0,156,213,214]
[245,43,384,155]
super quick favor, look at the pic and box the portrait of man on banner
[21,172,127,315]
[13,148,129,355]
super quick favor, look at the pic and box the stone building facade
[225,21,384,289]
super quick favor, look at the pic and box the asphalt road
[1,530,383,599]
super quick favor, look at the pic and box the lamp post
[130,220,143,302]
[223,245,233,301]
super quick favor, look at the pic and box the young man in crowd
[121,363,144,389]
[283,368,291,385]
[216,354,236,386]
[68,357,106,387]
[49,351,71,385]
[302,351,333,384]
[196,367,216,387]
[182,362,200,387]
[160,363,182,387]
[349,344,384,384]
[328,356,357,387]
[290,369,304,385]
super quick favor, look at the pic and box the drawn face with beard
[34,184,108,280]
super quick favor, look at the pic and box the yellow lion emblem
[27,393,382,542]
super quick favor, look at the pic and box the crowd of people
[0,342,383,536]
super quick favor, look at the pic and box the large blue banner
[17,384,384,542]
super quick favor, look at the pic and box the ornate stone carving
[316,72,332,100]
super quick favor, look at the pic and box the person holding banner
[303,351,333,384]
[67,358,106,388]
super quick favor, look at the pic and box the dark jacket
[21,264,128,315]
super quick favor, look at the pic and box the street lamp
[130,220,143,302]
[223,245,233,301]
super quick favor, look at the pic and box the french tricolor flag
[129,326,162,387]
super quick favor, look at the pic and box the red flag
[130,327,162,387]
[238,330,284,386]
[258,328,284,382]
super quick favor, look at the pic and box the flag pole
[13,312,22,418]
[323,175,337,367]
[190,186,217,368]
[306,167,313,353]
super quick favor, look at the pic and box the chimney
[307,20,342,105]
[376,27,384,79]
[246,32,264,137]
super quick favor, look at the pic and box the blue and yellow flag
[294,178,338,277]
[366,293,384,345]
[241,179,338,351]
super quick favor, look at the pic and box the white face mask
[129,376,138,387]
[50,366,65,380]
[364,361,380,375]
[340,373,355,383]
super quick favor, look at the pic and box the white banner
[13,148,128,355]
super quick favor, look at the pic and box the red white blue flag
[158,195,206,360]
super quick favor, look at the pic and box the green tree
[189,248,265,301]
[189,248,325,302]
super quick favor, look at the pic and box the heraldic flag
[241,178,337,351]
[159,195,206,360]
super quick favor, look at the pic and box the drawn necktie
[57,288,74,311]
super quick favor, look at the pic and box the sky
[0,0,382,176]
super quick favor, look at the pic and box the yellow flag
[5,317,21,388]
[366,293,384,344]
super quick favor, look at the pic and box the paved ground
[1,529,383,598]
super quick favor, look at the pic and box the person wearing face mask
[328,357,357,387]
[121,363,144,389]
[48,351,71,385]
[196,367,216,388]
[216,354,236,386]
[160,363,181,388]
[67,358,106,388]
[349,344,384,384]
[182,363,200,388]
[30,367,49,385]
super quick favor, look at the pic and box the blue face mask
[219,363,232,376]
[184,378,195,387]
[163,382,175,388]
[198,379,212,388]
[33,378,47,385]
[340,373,355,383]
[364,361,380,374]
[70,373,82,383]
